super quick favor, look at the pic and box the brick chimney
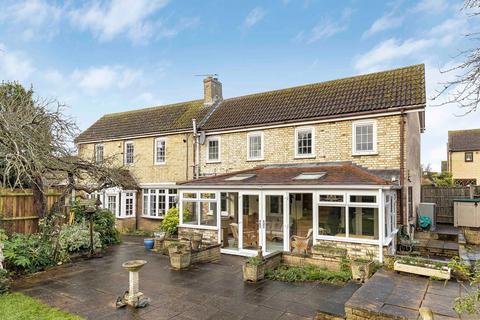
[203,76,222,105]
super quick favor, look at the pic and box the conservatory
[177,162,399,262]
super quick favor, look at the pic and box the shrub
[3,233,64,274]
[246,257,263,266]
[74,205,120,247]
[0,269,9,294]
[59,223,102,254]
[265,264,351,283]
[159,208,180,236]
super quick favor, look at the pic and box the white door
[238,192,262,255]
[262,192,289,254]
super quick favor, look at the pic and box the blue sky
[0,0,479,170]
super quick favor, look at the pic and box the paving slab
[12,236,358,319]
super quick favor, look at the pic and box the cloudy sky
[0,0,478,171]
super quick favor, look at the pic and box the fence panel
[421,186,480,224]
[0,189,64,234]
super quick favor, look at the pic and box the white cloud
[70,0,170,42]
[307,18,347,43]
[242,7,267,30]
[0,0,64,41]
[413,0,449,14]
[0,44,35,81]
[362,13,403,38]
[354,38,434,72]
[71,66,143,93]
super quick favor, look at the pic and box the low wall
[315,239,392,262]
[137,217,161,232]
[190,244,221,264]
[283,253,343,271]
[178,227,218,245]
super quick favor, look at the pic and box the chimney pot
[203,76,222,105]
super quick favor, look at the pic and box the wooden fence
[0,188,65,234]
[421,186,480,224]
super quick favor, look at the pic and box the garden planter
[153,231,166,241]
[350,260,374,283]
[143,238,154,250]
[169,251,191,269]
[394,261,451,280]
[463,228,480,245]
[243,263,265,282]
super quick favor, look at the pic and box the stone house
[76,64,426,260]
[447,128,480,186]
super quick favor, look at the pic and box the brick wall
[450,150,480,183]
[200,115,402,175]
[178,227,218,244]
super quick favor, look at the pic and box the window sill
[246,158,264,162]
[352,152,378,157]
[206,160,221,164]
[294,155,316,159]
[141,215,165,220]
[178,224,218,230]
[315,235,379,245]
[116,216,136,220]
[154,162,167,166]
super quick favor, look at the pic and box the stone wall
[137,218,161,232]
[178,227,218,244]
[115,218,136,233]
[314,239,392,262]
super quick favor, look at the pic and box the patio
[12,236,360,320]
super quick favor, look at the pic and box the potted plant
[143,238,154,250]
[243,256,265,282]
[350,257,374,283]
[394,256,451,280]
[169,243,191,270]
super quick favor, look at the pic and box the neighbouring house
[447,129,480,186]
[76,64,426,260]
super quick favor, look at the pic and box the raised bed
[394,260,451,280]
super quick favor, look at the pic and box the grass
[265,264,352,283]
[0,293,83,320]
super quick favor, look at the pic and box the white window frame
[142,188,177,219]
[179,191,219,230]
[352,120,377,156]
[119,190,136,219]
[124,141,134,165]
[206,136,221,163]
[247,131,264,161]
[106,192,120,217]
[154,138,166,165]
[95,144,104,164]
[294,126,315,158]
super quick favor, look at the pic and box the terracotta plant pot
[243,263,265,282]
[350,260,374,283]
[170,251,191,270]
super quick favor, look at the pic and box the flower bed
[265,264,351,284]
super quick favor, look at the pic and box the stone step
[414,239,459,259]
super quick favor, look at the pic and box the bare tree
[433,0,480,114]
[0,82,133,219]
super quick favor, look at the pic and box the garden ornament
[117,260,150,308]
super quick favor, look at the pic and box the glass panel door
[241,194,260,250]
[264,194,286,253]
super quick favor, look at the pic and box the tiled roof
[448,128,480,152]
[75,100,211,143]
[76,64,425,143]
[202,64,425,130]
[179,162,394,187]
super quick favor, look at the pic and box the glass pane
[266,195,284,253]
[200,202,217,226]
[183,193,197,199]
[221,193,239,250]
[349,195,376,203]
[182,201,197,225]
[318,206,346,237]
[242,195,259,250]
[349,207,379,239]
[200,193,215,199]
[319,194,344,202]
[289,193,313,240]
